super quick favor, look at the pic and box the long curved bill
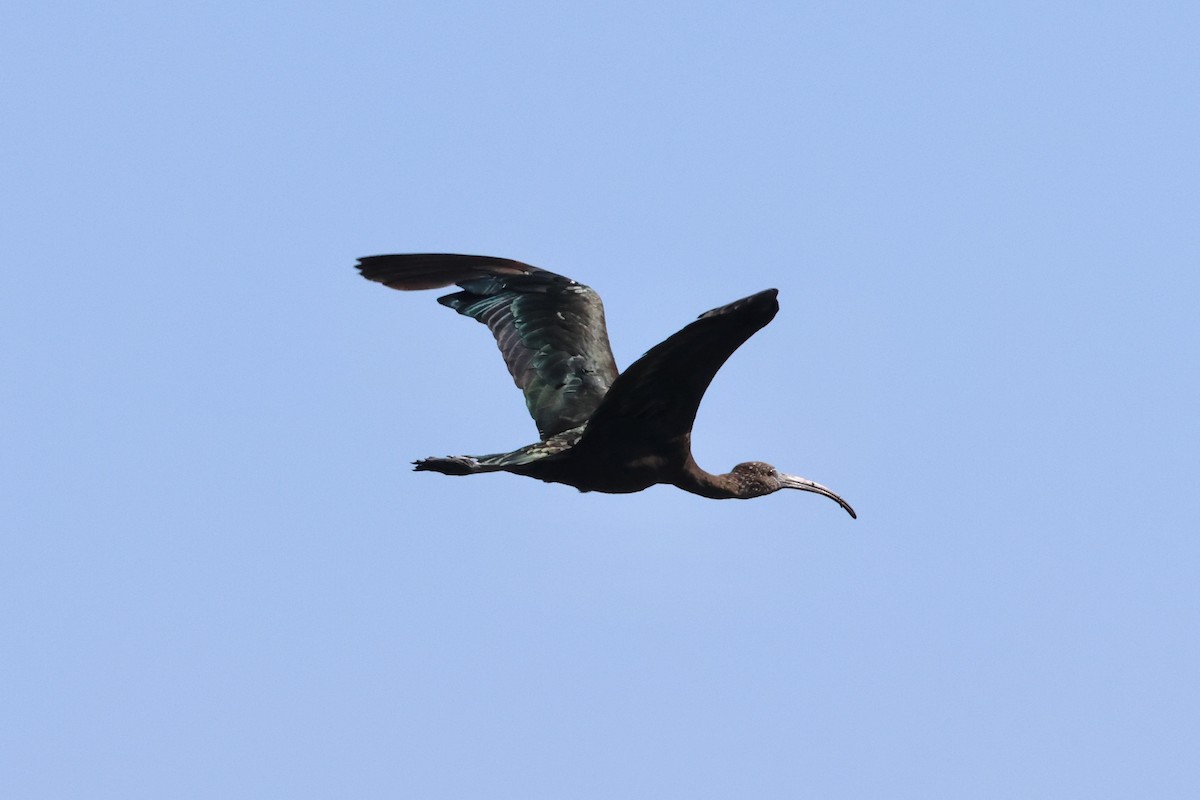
[779,474,857,519]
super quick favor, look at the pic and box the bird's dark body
[517,429,681,494]
[356,253,856,516]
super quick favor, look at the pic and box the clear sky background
[4,2,1198,797]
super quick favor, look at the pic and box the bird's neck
[673,456,741,499]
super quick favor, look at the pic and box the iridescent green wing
[356,254,619,439]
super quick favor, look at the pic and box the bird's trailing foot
[413,455,481,475]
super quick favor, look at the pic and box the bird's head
[729,462,857,517]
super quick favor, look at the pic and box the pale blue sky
[3,2,1198,797]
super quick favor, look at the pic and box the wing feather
[580,289,779,448]
[356,254,619,438]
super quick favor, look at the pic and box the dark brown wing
[356,254,619,439]
[578,288,779,450]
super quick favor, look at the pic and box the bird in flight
[355,253,855,516]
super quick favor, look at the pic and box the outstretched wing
[356,254,619,439]
[579,288,780,449]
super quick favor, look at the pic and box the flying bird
[355,253,855,516]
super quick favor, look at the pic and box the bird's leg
[413,455,482,475]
